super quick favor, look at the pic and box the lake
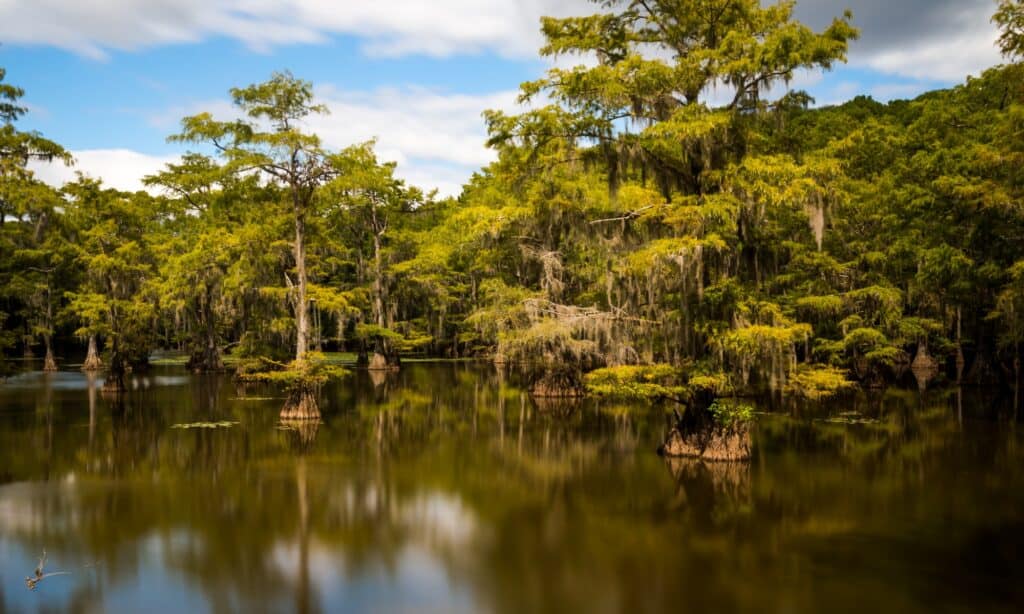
[1,362,1022,613]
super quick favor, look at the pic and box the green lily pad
[171,421,240,429]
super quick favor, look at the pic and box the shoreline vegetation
[2,1,1024,455]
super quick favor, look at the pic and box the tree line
[1,0,1022,418]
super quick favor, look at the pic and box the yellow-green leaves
[584,364,688,400]
[786,365,855,400]
[994,0,1024,59]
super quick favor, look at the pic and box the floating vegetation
[148,354,190,366]
[820,412,879,425]
[171,421,239,429]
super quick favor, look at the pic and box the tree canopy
[0,0,1022,409]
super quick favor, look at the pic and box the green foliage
[170,421,239,430]
[796,295,844,319]
[786,365,856,400]
[994,0,1024,59]
[239,352,348,388]
[2,0,1023,399]
[708,399,755,428]
[354,323,432,352]
[584,364,688,400]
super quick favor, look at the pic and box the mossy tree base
[529,372,585,398]
[660,422,752,462]
[367,352,400,372]
[82,355,104,372]
[82,336,103,372]
[187,348,225,373]
[280,385,321,421]
[102,376,126,395]
[42,351,58,372]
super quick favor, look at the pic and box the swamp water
[0,363,1022,613]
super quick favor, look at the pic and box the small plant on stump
[241,352,347,421]
[586,364,754,461]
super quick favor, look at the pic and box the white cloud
[31,86,523,198]
[796,0,1003,83]
[2,1,1004,83]
[30,149,179,193]
[856,5,999,82]
[0,0,590,60]
[309,86,517,169]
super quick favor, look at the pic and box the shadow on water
[0,362,1023,613]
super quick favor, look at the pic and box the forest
[1,0,1022,450]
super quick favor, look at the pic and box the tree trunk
[41,277,58,372]
[281,382,320,421]
[103,343,127,394]
[1015,343,1021,414]
[371,228,400,369]
[187,286,224,372]
[82,335,103,371]
[373,231,385,329]
[42,335,58,372]
[294,208,309,361]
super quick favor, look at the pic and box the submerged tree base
[367,352,400,372]
[42,351,58,372]
[531,395,582,415]
[102,376,126,395]
[280,385,321,421]
[82,355,104,372]
[659,421,752,461]
[280,418,320,449]
[187,348,225,373]
[82,336,103,372]
[529,372,585,398]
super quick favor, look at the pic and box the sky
[0,0,1006,197]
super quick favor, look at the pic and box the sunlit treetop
[0,67,26,125]
[529,0,858,111]
[0,68,69,172]
[994,0,1024,60]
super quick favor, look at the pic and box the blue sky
[0,0,1005,196]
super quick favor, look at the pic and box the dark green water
[1,363,1022,613]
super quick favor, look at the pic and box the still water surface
[1,363,1022,613]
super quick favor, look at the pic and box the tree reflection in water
[0,363,1022,613]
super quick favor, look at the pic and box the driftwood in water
[24,550,71,591]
